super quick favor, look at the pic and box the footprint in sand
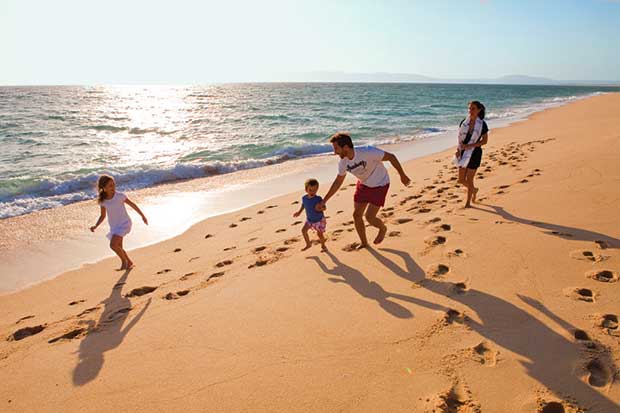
[15,315,35,324]
[240,217,251,222]
[257,210,265,215]
[157,269,172,275]
[164,290,190,300]
[444,309,466,325]
[276,228,287,233]
[426,263,450,278]
[564,287,596,303]
[188,256,200,262]
[179,272,197,281]
[538,400,567,413]
[291,201,299,205]
[570,250,608,262]
[437,382,480,413]
[342,242,361,252]
[229,223,238,228]
[48,328,86,344]
[434,224,451,232]
[266,205,278,209]
[447,248,465,258]
[418,208,432,214]
[254,246,267,253]
[394,218,413,225]
[292,221,302,226]
[248,237,258,242]
[550,231,573,237]
[68,299,86,306]
[105,307,131,322]
[573,329,591,341]
[207,271,225,281]
[204,234,213,239]
[77,306,100,317]
[600,314,618,331]
[173,248,182,252]
[472,341,498,366]
[249,259,269,269]
[425,235,447,247]
[9,325,46,341]
[388,231,401,237]
[427,217,442,224]
[276,247,289,252]
[216,260,233,268]
[594,240,609,249]
[125,286,158,298]
[284,237,300,245]
[586,269,618,283]
[452,282,468,295]
[223,246,236,251]
[586,359,612,387]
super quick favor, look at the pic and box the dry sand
[1,93,619,412]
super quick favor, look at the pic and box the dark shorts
[354,181,390,207]
[460,147,482,170]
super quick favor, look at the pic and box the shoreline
[1,92,619,411]
[0,92,607,294]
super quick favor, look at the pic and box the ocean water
[1,83,617,219]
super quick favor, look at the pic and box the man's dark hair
[329,132,354,149]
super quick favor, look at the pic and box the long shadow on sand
[368,247,619,412]
[308,250,423,319]
[73,270,151,386]
[475,204,619,249]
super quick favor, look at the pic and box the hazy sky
[2,0,619,84]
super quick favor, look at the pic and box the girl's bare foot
[301,243,312,251]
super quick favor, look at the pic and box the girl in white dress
[90,175,148,270]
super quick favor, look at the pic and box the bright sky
[1,0,619,84]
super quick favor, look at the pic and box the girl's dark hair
[329,132,354,149]
[97,175,114,203]
[469,101,486,120]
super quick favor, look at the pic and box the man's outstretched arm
[321,174,346,206]
[383,152,411,186]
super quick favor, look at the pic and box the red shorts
[354,181,390,207]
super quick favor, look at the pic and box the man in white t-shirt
[319,132,411,248]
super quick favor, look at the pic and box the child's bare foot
[301,243,312,251]
[357,243,370,250]
[373,226,387,245]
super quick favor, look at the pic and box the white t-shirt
[102,192,131,229]
[338,146,389,187]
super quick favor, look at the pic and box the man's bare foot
[126,261,135,270]
[472,188,479,203]
[301,244,312,251]
[373,226,387,245]
[357,243,370,250]
[463,203,472,209]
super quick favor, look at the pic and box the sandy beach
[1,93,619,412]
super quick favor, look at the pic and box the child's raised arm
[125,198,148,225]
[90,206,106,232]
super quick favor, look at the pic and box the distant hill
[285,71,620,86]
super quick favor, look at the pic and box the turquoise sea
[1,83,618,219]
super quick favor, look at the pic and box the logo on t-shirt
[346,160,367,172]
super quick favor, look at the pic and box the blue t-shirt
[302,195,324,223]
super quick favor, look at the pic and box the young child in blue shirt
[293,178,327,251]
